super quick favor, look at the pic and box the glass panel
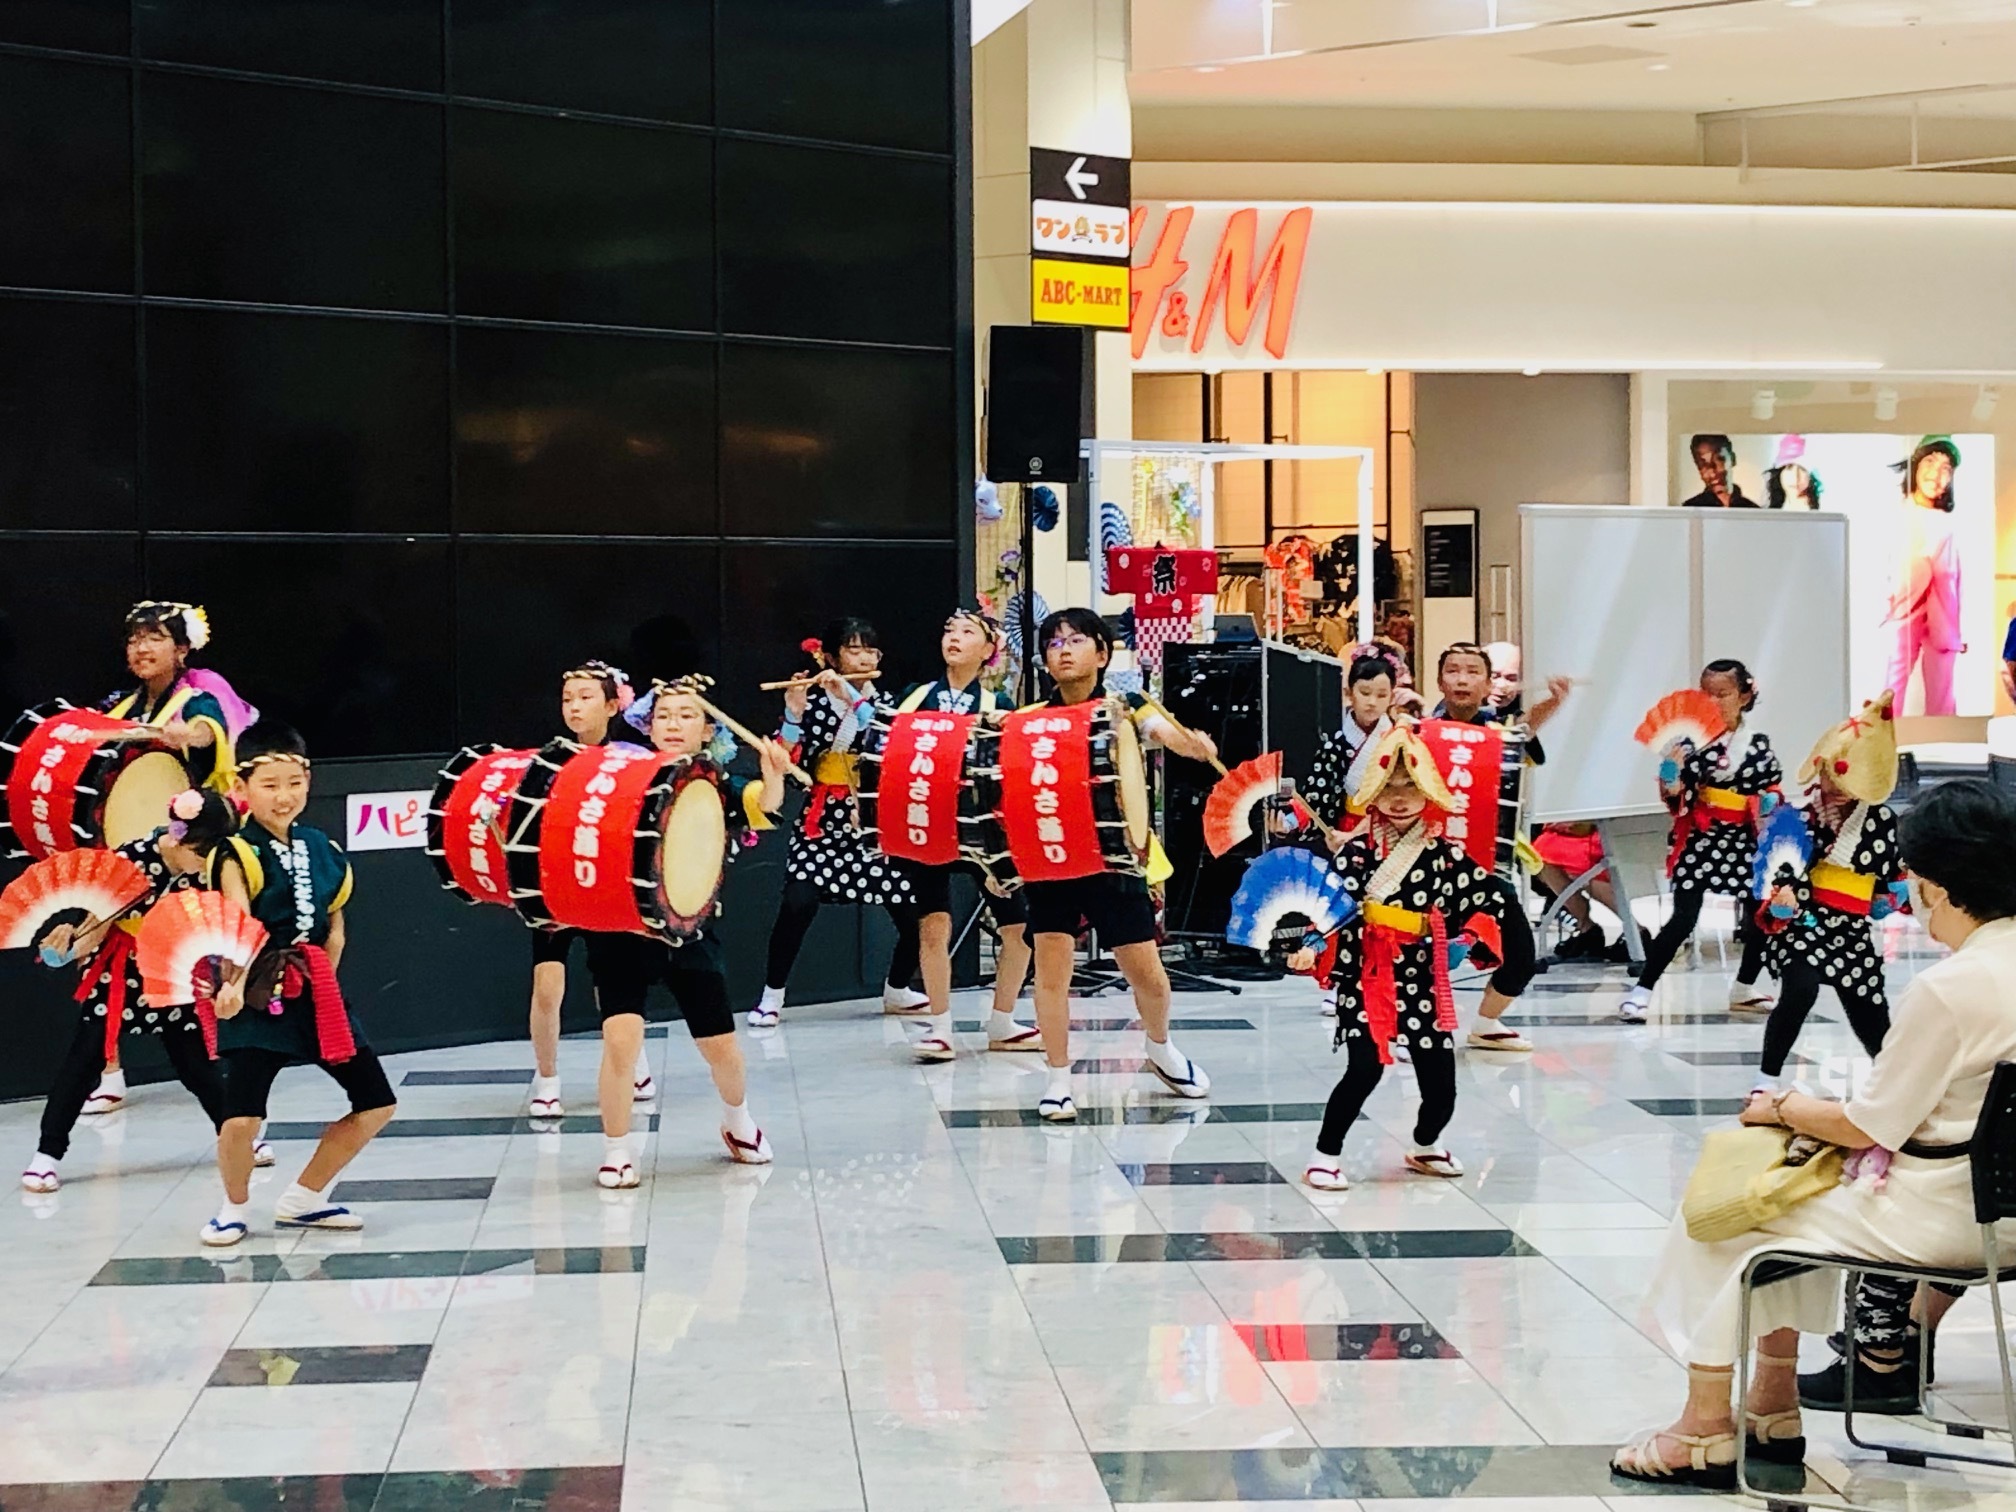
[720,343,956,540]
[143,537,454,758]
[0,1,129,55]
[455,325,715,536]
[452,0,710,123]
[144,306,449,533]
[717,0,950,154]
[0,299,136,529]
[135,0,442,92]
[454,540,719,748]
[452,106,712,329]
[0,55,131,293]
[718,138,951,347]
[719,542,956,699]
[141,72,445,311]
[0,536,140,717]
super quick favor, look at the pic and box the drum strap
[898,682,997,715]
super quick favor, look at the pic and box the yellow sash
[1808,861,1875,901]
[1363,899,1427,936]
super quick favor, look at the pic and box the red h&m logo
[1129,205,1313,361]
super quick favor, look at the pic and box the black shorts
[894,858,1029,929]
[220,1046,396,1122]
[530,927,583,967]
[1023,872,1158,949]
[583,932,735,1039]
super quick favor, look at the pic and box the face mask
[1907,875,1934,919]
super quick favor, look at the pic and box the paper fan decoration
[1225,848,1358,952]
[1752,803,1812,899]
[1097,501,1133,590]
[1203,752,1284,858]
[0,850,152,951]
[136,891,267,1007]
[1030,485,1060,532]
[1634,689,1727,752]
[1002,589,1049,659]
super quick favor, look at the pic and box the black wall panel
[0,2,968,1095]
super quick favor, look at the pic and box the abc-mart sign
[1129,202,1313,371]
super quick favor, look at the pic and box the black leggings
[1636,884,1769,990]
[39,1015,224,1161]
[763,878,921,992]
[1852,1275,1969,1351]
[1481,878,1537,999]
[1316,1031,1457,1157]
[1759,954,1890,1078]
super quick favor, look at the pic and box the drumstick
[98,725,167,744]
[696,697,813,785]
[758,672,879,692]
[1133,693,1228,775]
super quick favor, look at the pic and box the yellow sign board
[1032,257,1129,330]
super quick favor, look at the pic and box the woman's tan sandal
[1610,1428,1739,1490]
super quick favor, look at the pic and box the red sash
[75,933,136,1062]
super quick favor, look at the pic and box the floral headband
[637,676,737,764]
[127,600,211,650]
[563,660,637,711]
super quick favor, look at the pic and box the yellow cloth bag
[1680,1125,1845,1243]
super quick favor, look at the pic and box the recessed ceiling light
[1786,0,1817,7]
[1195,65,1224,73]
[1522,366,1542,376]
[1648,61,1670,70]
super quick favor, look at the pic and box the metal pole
[1357,449,1376,643]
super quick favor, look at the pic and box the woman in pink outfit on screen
[1883,435,1964,717]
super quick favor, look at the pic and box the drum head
[1111,709,1151,854]
[104,752,191,848]
[661,777,726,920]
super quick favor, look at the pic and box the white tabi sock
[987,1009,1022,1038]
[923,1013,952,1043]
[1143,1035,1187,1077]
[633,1049,651,1083]
[721,1100,757,1141]
[274,1182,326,1217]
[756,985,785,1012]
[1045,1064,1072,1101]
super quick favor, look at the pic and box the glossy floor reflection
[0,915,2009,1510]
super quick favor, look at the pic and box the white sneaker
[251,1140,276,1168]
[528,1076,564,1119]
[721,1126,774,1165]
[596,1155,639,1189]
[1405,1146,1465,1178]
[1303,1161,1348,1192]
[883,985,932,1015]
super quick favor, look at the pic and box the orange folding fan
[1203,752,1286,858]
[0,850,151,951]
[135,891,267,1006]
[1634,690,1727,753]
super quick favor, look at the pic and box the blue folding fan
[1226,848,1358,952]
[1752,802,1812,899]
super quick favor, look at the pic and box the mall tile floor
[1,910,2012,1511]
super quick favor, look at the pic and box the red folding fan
[135,891,267,1006]
[1634,690,1727,753]
[1203,752,1290,858]
[0,850,152,951]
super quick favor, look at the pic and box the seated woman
[1614,779,2016,1489]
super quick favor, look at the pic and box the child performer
[202,722,396,1245]
[1022,608,1217,1123]
[526,661,653,1120]
[21,790,271,1193]
[1751,693,1905,1093]
[1431,643,1569,1052]
[1290,726,1509,1191]
[84,601,253,1116]
[870,607,1041,1062]
[1301,651,1403,834]
[751,619,926,1024]
[584,677,788,1187]
[1619,659,1782,1024]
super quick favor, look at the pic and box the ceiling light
[1522,366,1542,376]
[1786,0,1817,7]
[1364,367,1383,375]
[1974,385,1999,422]
[1751,388,1776,421]
[1194,65,1224,73]
[1874,387,1899,422]
[1648,62,1670,71]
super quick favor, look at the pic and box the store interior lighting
[1751,388,1776,421]
[1874,387,1899,422]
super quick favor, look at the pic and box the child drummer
[202,722,397,1246]
[525,661,655,1121]
[880,606,1040,1063]
[1021,608,1218,1124]
[1289,726,1510,1191]
[583,677,789,1187]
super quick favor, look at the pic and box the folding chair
[1734,1059,2016,1510]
